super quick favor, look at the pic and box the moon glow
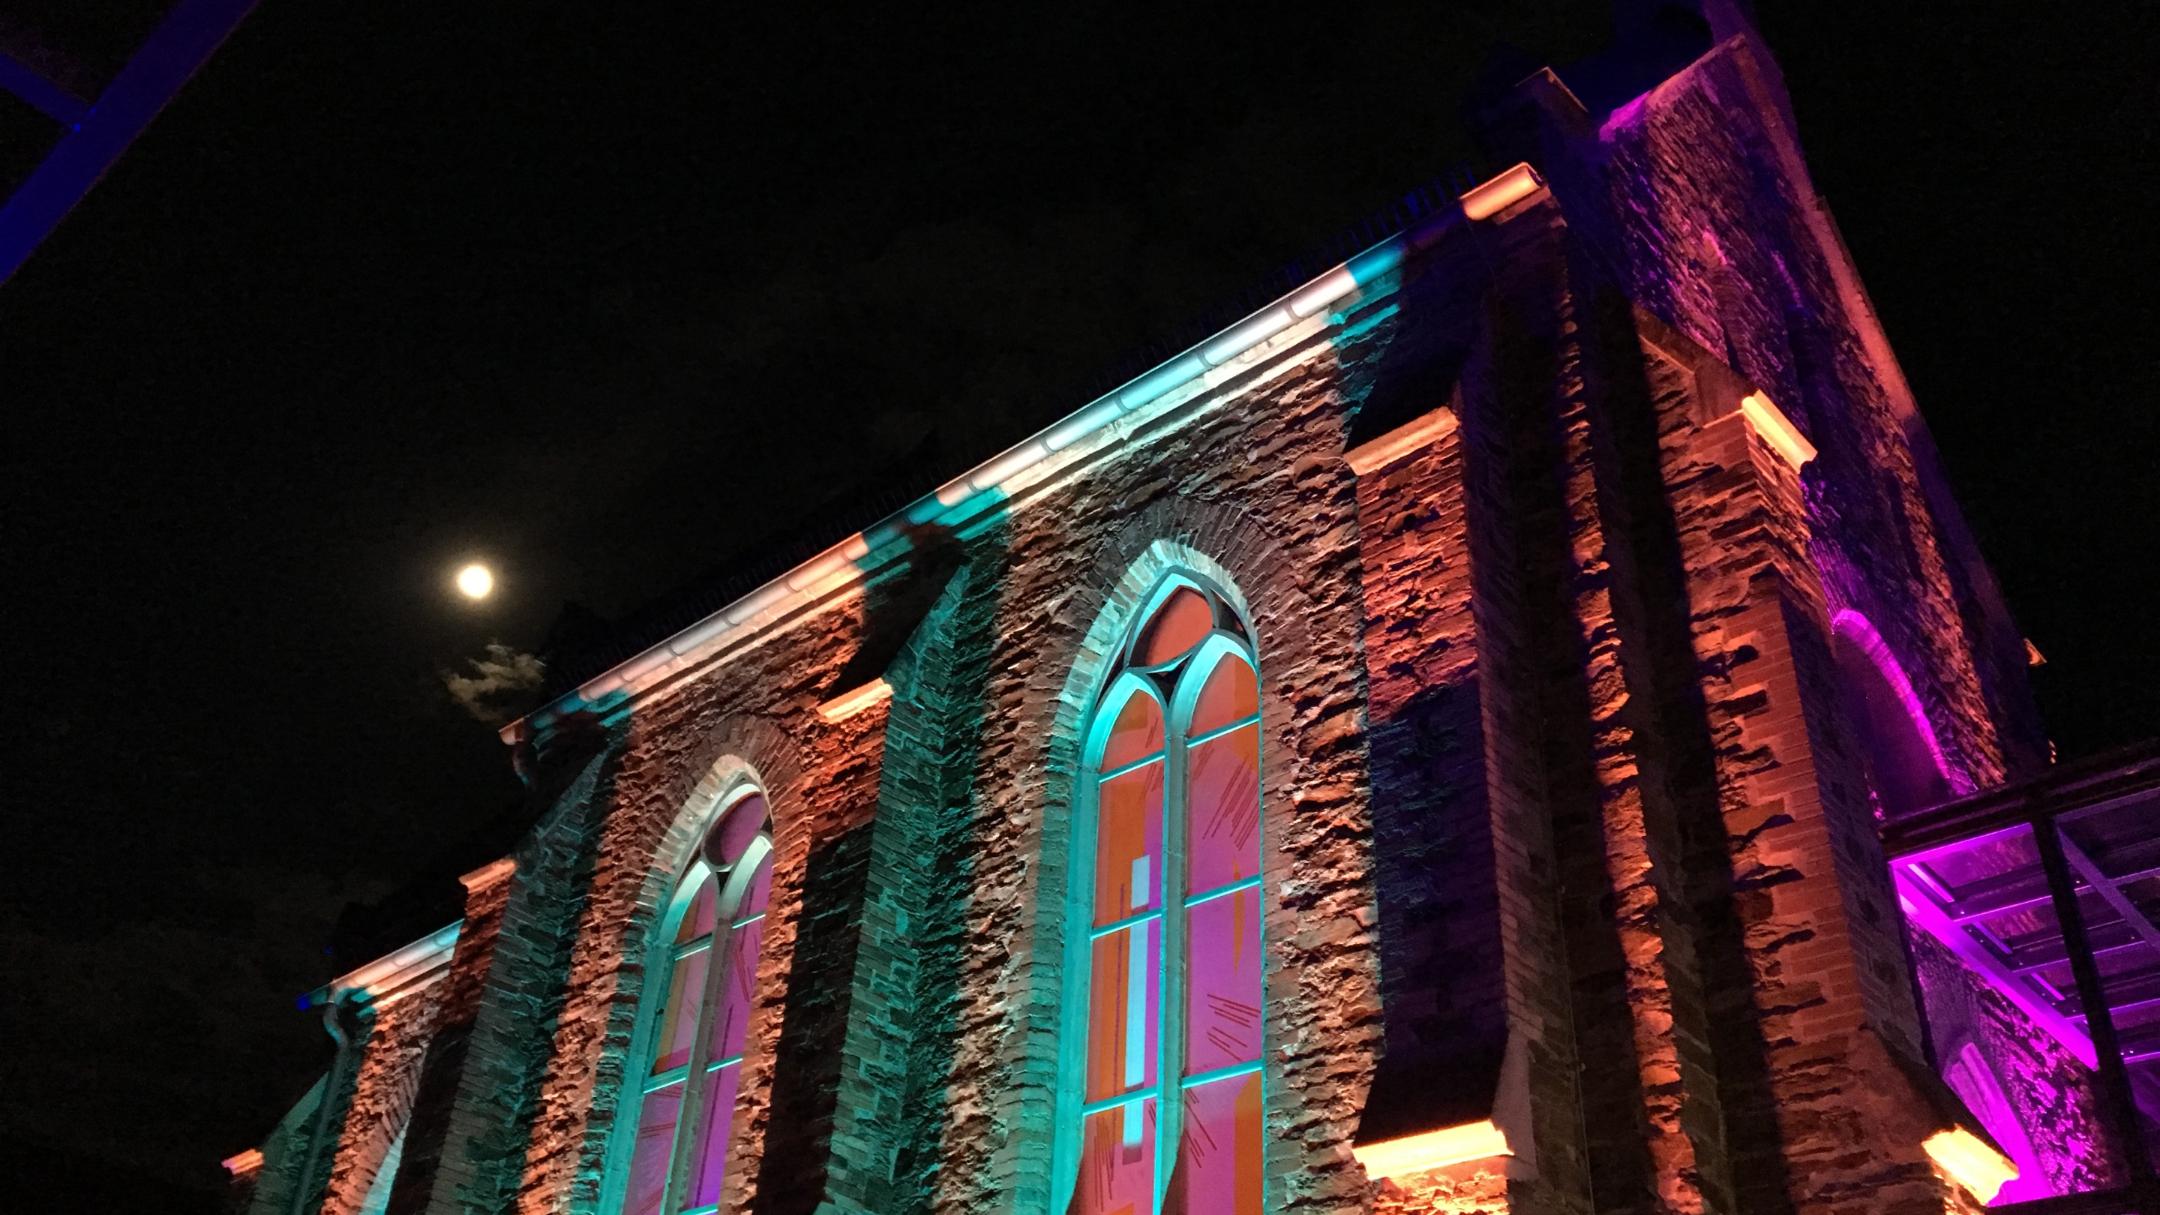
[456,563,495,601]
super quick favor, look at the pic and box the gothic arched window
[618,790,775,1215]
[1066,575,1265,1215]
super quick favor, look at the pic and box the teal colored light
[1346,239,1406,286]
[929,483,1012,531]
[1119,354,1207,411]
[1053,575,1266,1211]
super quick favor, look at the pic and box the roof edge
[302,920,461,1011]
[501,163,1547,747]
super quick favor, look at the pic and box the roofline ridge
[500,163,1546,747]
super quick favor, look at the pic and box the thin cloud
[441,643,545,723]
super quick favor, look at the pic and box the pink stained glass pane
[1073,1096,1157,1215]
[687,1060,743,1209]
[1175,1072,1263,1215]
[1101,688,1166,773]
[1184,886,1263,1074]
[708,916,766,1065]
[1185,725,1260,897]
[1085,921,1161,1103]
[651,947,711,1076]
[623,1079,683,1215]
[1187,652,1257,737]
[735,852,774,922]
[675,880,718,945]
[709,795,767,868]
[1094,764,1164,926]
[1135,586,1214,667]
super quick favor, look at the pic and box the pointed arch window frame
[604,784,778,1215]
[1053,570,1269,1214]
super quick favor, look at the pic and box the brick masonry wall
[321,991,439,1215]
[1910,935,2125,1194]
[1519,35,2041,795]
[253,29,2072,1215]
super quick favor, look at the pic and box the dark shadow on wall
[1360,676,1509,1138]
[1576,281,1797,1214]
[756,820,877,1215]
[1337,235,1514,1142]
[384,1022,467,1215]
[1458,253,1665,1214]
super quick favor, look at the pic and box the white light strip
[1737,390,1817,470]
[1289,269,1358,319]
[306,920,462,1009]
[816,678,892,723]
[500,164,1549,745]
[1202,309,1294,365]
[1344,407,1460,476]
[1352,1119,1512,1179]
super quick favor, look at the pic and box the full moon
[455,563,495,601]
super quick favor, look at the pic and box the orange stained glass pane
[1094,764,1164,925]
[1175,1072,1263,1215]
[1134,586,1215,667]
[675,880,718,945]
[1188,652,1257,736]
[1100,687,1165,772]
[651,947,711,1076]
[1085,922,1161,1103]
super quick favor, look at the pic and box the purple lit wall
[1912,931,2124,1199]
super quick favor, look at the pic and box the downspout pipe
[290,992,367,1215]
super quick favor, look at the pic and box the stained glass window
[1070,577,1264,1215]
[618,791,775,1215]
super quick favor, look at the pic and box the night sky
[3,2,2154,1207]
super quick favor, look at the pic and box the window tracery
[618,790,775,1215]
[1068,575,1265,1215]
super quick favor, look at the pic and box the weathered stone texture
[243,23,2078,1215]
[1373,1159,1511,1215]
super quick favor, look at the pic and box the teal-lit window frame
[1051,571,1266,1212]
[598,785,775,1215]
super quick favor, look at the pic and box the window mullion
[665,874,736,1215]
[1160,715,1189,1205]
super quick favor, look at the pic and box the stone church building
[226,6,2160,1214]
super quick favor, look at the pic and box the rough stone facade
[229,12,2125,1215]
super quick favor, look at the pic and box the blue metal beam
[0,0,262,286]
[0,48,88,126]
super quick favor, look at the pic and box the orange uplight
[1352,1119,1512,1180]
[1738,391,1818,470]
[1923,1128,2018,1205]
[221,1148,265,1177]
[1460,163,1544,222]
